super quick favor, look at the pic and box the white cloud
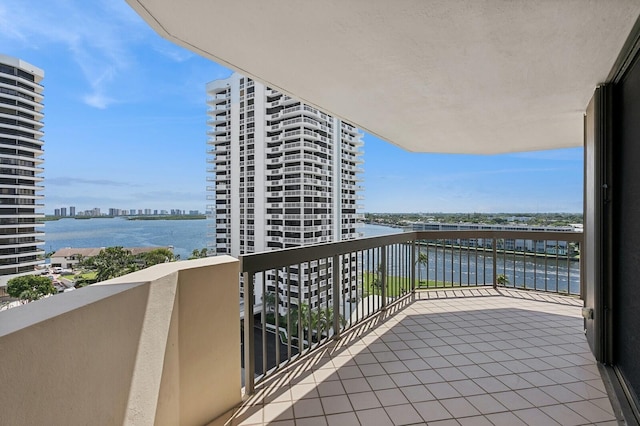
[0,0,148,108]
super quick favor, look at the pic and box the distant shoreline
[43,215,206,222]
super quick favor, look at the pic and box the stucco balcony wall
[0,256,241,425]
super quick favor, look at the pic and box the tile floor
[224,288,618,425]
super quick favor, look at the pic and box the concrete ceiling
[127,1,640,154]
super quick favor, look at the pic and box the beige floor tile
[294,416,328,426]
[496,373,533,391]
[269,420,295,426]
[449,379,486,397]
[341,377,371,394]
[473,377,510,393]
[263,401,294,423]
[562,381,608,400]
[355,407,393,426]
[428,381,462,399]
[385,403,424,425]
[466,394,508,415]
[326,411,359,426]
[316,380,345,397]
[440,397,481,418]
[358,362,387,376]
[516,387,558,407]
[320,395,353,415]
[456,365,491,379]
[367,374,397,390]
[293,398,324,419]
[484,411,527,426]
[513,407,561,425]
[400,384,435,403]
[539,404,589,426]
[565,400,617,423]
[382,360,410,374]
[413,400,454,422]
[348,390,382,410]
[491,390,533,411]
[435,367,467,381]
[375,388,409,406]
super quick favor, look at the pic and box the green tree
[299,303,345,341]
[262,291,277,314]
[372,262,386,289]
[188,247,209,260]
[7,275,56,301]
[496,274,509,286]
[88,247,137,282]
[139,248,175,267]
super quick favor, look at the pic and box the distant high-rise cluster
[0,54,45,287]
[52,206,201,217]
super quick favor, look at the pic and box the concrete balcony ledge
[0,256,241,426]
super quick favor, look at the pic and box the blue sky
[1,0,583,214]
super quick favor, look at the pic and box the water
[416,246,580,294]
[43,219,400,260]
[45,220,578,293]
[43,217,209,260]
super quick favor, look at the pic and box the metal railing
[240,230,582,394]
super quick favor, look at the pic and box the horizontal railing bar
[241,232,417,273]
[240,230,583,273]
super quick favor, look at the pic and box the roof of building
[51,247,171,258]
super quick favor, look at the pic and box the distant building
[407,222,581,255]
[60,207,67,217]
[70,206,76,216]
[0,55,45,286]
[144,209,151,215]
[153,209,158,215]
[206,73,364,310]
[189,210,200,215]
[54,209,60,216]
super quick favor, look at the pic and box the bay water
[43,218,400,260]
[43,219,578,292]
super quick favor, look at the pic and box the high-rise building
[206,74,364,310]
[60,207,67,217]
[69,206,76,216]
[0,55,45,287]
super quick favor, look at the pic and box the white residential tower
[206,73,364,310]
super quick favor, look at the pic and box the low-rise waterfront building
[50,246,173,270]
[408,222,582,255]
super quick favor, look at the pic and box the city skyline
[0,0,583,214]
[50,206,203,216]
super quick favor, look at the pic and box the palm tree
[262,291,276,314]
[415,249,428,286]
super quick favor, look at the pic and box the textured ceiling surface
[128,0,640,153]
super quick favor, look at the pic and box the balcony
[0,230,625,424]
[231,288,615,425]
